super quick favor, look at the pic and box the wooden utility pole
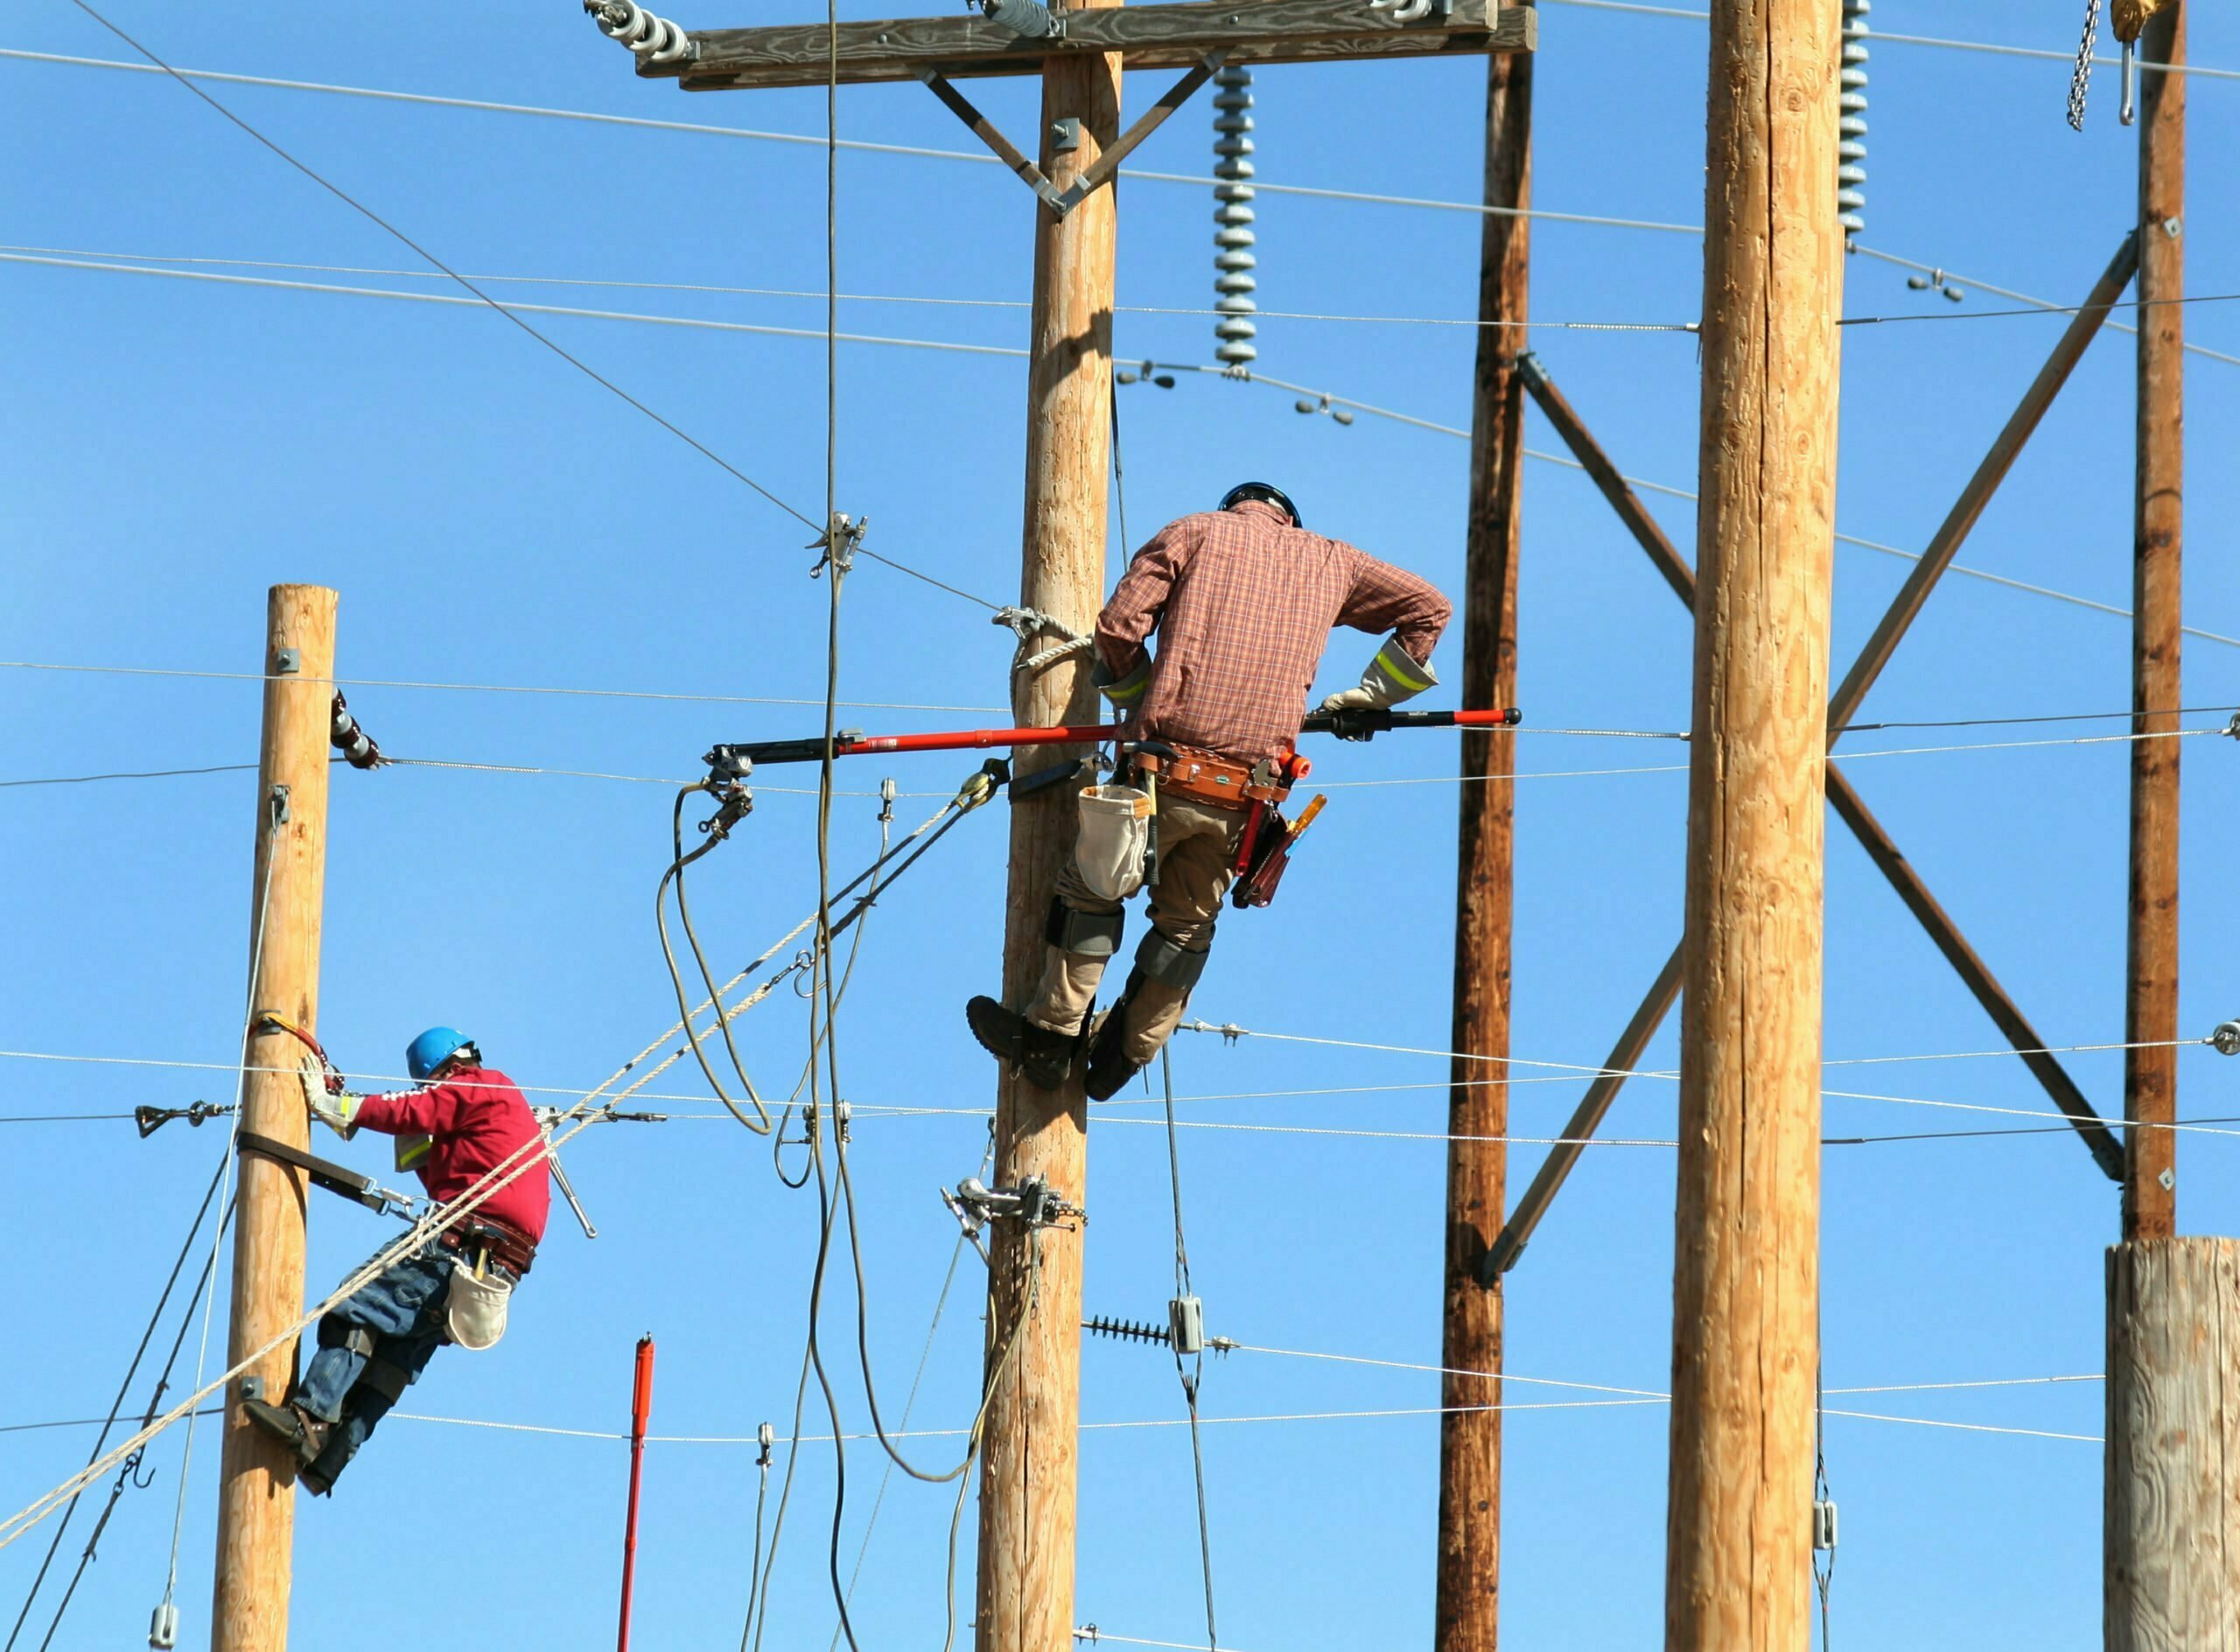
[212,584,336,1652]
[2123,0,2183,1243]
[1437,43,1530,1652]
[1664,1,1840,1648]
[975,19,1121,1652]
[2104,10,2234,1645]
[2104,1237,2240,1647]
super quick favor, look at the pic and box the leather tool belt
[1152,745,1297,812]
[440,1218,536,1279]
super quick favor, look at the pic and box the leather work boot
[241,1396,332,1468]
[966,997,1078,1091]
[1082,1004,1150,1102]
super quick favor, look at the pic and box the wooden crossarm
[653,0,1533,91]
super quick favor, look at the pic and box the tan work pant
[1026,793,1245,1064]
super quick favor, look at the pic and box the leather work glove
[300,1061,364,1140]
[1092,652,1150,710]
[1319,634,1439,738]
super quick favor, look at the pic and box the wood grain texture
[2105,1236,2240,1651]
[1436,45,1529,1652]
[1665,3,1839,1649]
[212,585,335,1652]
[974,17,1119,1652]
[665,0,1531,88]
[2124,0,2184,1242]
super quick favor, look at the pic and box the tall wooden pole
[212,584,336,1652]
[1664,2,1840,1648]
[975,17,1120,1652]
[1436,44,1530,1652]
[2104,13,2224,1644]
[2122,0,2183,1243]
[2104,1237,2240,1647]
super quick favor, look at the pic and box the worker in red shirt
[969,483,1452,1100]
[240,1026,551,1495]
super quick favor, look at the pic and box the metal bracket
[239,1375,267,1404]
[270,783,290,825]
[274,648,301,676]
[918,52,1225,217]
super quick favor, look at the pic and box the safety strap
[356,1357,414,1405]
[235,1130,408,1217]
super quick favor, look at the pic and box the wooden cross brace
[639,0,1532,91]
[919,53,1224,217]
[1483,230,2145,1283]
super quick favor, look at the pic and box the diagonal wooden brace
[918,69,1067,212]
[1053,52,1225,213]
[1482,242,2143,1281]
[920,54,1224,216]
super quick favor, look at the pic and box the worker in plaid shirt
[970,482,1452,1099]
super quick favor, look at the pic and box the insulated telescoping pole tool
[704,705,1522,770]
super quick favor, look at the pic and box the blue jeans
[292,1249,455,1492]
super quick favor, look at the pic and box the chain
[2067,0,2103,130]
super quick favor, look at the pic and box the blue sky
[4,2,2237,1648]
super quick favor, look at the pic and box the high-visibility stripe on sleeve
[1374,640,1433,693]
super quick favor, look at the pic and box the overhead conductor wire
[1163,1051,1222,1652]
[2,1152,228,1650]
[57,0,816,536]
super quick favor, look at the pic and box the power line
[0,657,1006,712]
[1851,243,2240,371]
[1536,0,2238,81]
[57,2,820,533]
[18,248,2236,654]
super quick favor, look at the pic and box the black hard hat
[1219,481,1300,528]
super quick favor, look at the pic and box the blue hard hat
[405,1026,473,1082]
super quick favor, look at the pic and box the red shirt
[354,1068,552,1246]
[1096,500,1452,765]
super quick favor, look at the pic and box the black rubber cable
[4,1152,228,1649]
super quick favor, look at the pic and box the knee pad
[1045,897,1125,959]
[1136,928,1211,990]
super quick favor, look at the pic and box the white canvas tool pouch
[1074,785,1152,902]
[444,1260,513,1351]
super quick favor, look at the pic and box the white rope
[0,796,962,1553]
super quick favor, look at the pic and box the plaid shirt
[1096,500,1452,765]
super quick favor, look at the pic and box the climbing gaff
[704,705,1522,769]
